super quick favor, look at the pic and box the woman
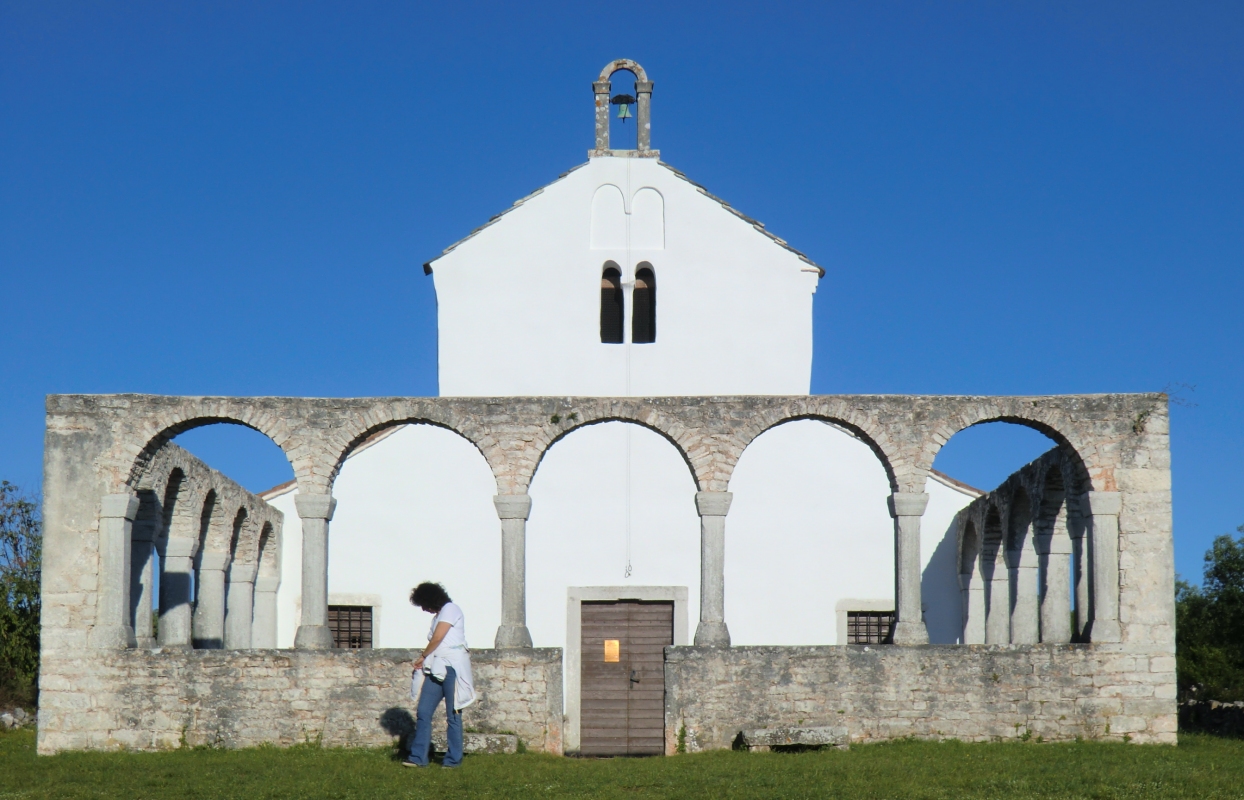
[404,582,475,768]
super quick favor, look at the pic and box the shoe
[402,759,426,768]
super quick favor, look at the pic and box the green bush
[1176,525,1244,702]
[0,481,41,708]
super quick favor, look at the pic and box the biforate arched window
[632,264,656,344]
[600,263,624,344]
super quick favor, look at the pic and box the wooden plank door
[580,600,673,756]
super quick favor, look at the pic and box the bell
[616,103,632,121]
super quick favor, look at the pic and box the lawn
[2,729,1243,800]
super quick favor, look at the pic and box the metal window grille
[846,610,895,644]
[328,605,373,649]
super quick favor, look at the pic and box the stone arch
[121,411,298,494]
[598,59,649,83]
[525,414,700,492]
[1006,487,1033,560]
[727,405,901,494]
[326,414,504,497]
[960,517,981,576]
[257,521,278,578]
[919,406,1095,495]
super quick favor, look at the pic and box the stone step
[739,726,849,751]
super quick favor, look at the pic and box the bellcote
[589,59,659,159]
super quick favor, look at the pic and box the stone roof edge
[656,160,825,277]
[423,163,590,274]
[420,160,825,278]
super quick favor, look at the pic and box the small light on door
[603,639,620,662]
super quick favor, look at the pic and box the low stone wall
[665,644,1176,752]
[1179,700,1244,737]
[36,647,562,755]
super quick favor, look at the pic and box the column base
[494,624,533,648]
[89,624,136,650]
[295,624,335,649]
[1088,620,1122,643]
[891,620,929,645]
[693,621,731,647]
[134,636,157,650]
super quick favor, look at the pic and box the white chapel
[262,60,980,661]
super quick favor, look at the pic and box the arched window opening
[600,263,624,343]
[607,69,639,152]
[632,264,656,344]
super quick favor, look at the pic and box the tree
[1176,525,1244,702]
[0,481,41,707]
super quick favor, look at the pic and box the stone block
[738,726,849,750]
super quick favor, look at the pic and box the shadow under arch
[728,414,899,494]
[926,415,1093,495]
[328,419,502,496]
[126,416,295,492]
[526,416,700,492]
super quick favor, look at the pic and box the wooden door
[580,600,672,756]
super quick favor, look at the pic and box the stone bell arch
[591,59,658,157]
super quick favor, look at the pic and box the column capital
[888,492,929,518]
[254,575,281,593]
[199,551,229,571]
[695,491,732,517]
[494,494,532,520]
[229,562,258,583]
[592,80,611,94]
[634,81,654,94]
[295,493,337,521]
[1083,491,1122,516]
[101,493,140,520]
[164,536,198,559]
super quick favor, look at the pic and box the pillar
[130,521,157,648]
[960,568,985,644]
[593,79,611,152]
[225,562,256,649]
[635,79,653,152]
[252,575,280,648]
[494,494,533,647]
[693,491,732,646]
[294,494,336,649]
[91,493,140,649]
[193,551,228,648]
[888,492,929,645]
[1039,519,1074,643]
[1008,542,1040,644]
[984,548,1010,644]
[1084,491,1122,642]
[158,535,197,648]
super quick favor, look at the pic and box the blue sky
[2,1,1240,583]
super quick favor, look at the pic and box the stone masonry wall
[665,644,1177,753]
[37,647,562,755]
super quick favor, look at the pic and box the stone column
[130,521,157,648]
[91,493,140,649]
[960,567,986,644]
[252,575,280,648]
[1008,541,1040,644]
[294,494,337,649]
[984,548,1010,644]
[193,551,228,649]
[693,491,732,647]
[635,80,654,152]
[1084,491,1123,643]
[158,535,197,648]
[494,494,534,647]
[593,79,611,152]
[1038,519,1074,644]
[888,492,929,645]
[225,562,257,649]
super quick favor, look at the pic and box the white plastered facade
[267,155,980,654]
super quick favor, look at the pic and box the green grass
[3,729,1243,799]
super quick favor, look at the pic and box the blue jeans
[408,666,462,766]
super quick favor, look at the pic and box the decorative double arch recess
[51,391,1166,653]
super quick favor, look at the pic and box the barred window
[328,605,373,649]
[846,610,894,644]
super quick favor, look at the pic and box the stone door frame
[564,585,689,754]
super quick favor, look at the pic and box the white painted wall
[432,157,820,397]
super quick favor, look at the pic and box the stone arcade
[36,61,1176,754]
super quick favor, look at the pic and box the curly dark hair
[409,582,452,611]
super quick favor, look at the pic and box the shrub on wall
[0,481,41,708]
[1177,525,1244,703]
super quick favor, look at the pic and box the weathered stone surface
[430,732,519,754]
[739,726,849,750]
[36,647,562,755]
[666,645,1177,753]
